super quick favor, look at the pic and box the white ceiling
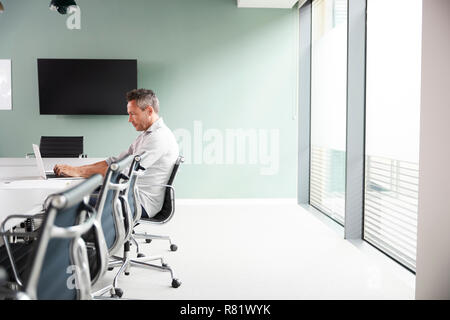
[237,0,299,9]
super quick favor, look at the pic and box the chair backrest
[94,155,133,256]
[167,156,184,186]
[40,136,83,158]
[24,174,103,300]
[83,156,133,285]
[147,155,184,223]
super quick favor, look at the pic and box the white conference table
[0,157,105,229]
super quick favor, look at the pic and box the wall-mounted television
[37,58,137,115]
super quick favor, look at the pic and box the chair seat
[140,188,173,223]
[141,209,169,223]
[140,216,162,223]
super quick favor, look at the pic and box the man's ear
[145,106,154,115]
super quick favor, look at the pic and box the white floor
[92,200,416,300]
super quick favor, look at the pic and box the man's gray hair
[126,88,160,113]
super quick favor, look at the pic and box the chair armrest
[32,213,46,220]
[118,195,133,240]
[150,184,174,189]
[150,185,175,197]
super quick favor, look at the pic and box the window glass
[310,0,348,225]
[364,0,422,271]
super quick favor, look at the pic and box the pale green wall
[0,0,298,198]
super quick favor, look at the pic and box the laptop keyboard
[45,172,67,179]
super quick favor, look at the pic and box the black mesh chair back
[40,136,83,158]
[167,157,182,185]
[20,175,102,300]
[146,156,184,223]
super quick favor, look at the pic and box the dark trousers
[141,206,150,219]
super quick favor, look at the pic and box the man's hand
[53,160,108,178]
[53,164,81,177]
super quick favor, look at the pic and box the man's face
[127,100,151,131]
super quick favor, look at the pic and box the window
[310,0,348,225]
[364,0,422,271]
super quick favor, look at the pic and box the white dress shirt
[106,118,179,218]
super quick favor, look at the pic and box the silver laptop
[33,144,83,180]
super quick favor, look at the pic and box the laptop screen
[33,144,47,179]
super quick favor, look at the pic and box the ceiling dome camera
[49,0,77,15]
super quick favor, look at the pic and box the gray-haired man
[54,89,179,218]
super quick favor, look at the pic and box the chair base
[91,284,122,299]
[132,233,178,251]
[128,258,181,288]
[107,243,181,291]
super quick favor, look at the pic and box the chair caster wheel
[172,279,181,288]
[112,288,123,298]
[125,272,130,276]
[108,267,114,271]
[170,244,178,252]
[137,253,145,258]
[145,239,152,244]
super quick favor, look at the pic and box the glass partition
[310,0,348,225]
[364,0,422,271]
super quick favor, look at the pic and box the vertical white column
[298,1,312,204]
[344,0,366,239]
[415,0,450,300]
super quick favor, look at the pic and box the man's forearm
[54,160,109,177]
[78,160,108,178]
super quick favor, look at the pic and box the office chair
[132,155,184,253]
[0,174,103,300]
[119,154,184,288]
[85,155,133,299]
[40,136,85,158]
[105,153,181,289]
[26,136,85,158]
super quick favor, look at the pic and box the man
[54,89,179,218]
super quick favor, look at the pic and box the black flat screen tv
[38,59,137,115]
